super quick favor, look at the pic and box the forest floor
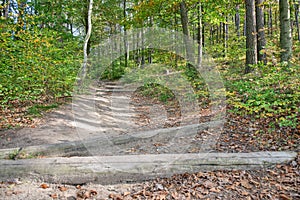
[0,81,299,199]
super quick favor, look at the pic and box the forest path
[0,80,219,154]
[0,82,298,199]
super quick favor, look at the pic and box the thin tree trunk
[219,22,223,42]
[243,14,247,36]
[4,0,9,18]
[223,18,229,57]
[141,26,145,66]
[123,0,128,68]
[216,25,219,43]
[268,2,273,36]
[180,1,194,66]
[290,1,294,38]
[295,1,300,41]
[148,16,153,63]
[279,0,293,63]
[210,26,214,45]
[174,10,179,68]
[235,5,241,37]
[0,0,4,17]
[245,0,258,73]
[197,1,203,65]
[84,1,92,56]
[82,0,93,79]
[256,0,267,64]
[202,21,205,47]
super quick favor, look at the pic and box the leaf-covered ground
[107,154,299,200]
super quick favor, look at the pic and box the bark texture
[256,0,267,64]
[245,0,258,73]
[279,0,292,63]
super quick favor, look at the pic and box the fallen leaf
[123,191,130,196]
[5,190,13,196]
[90,189,97,196]
[50,193,58,199]
[108,193,123,200]
[209,187,220,193]
[40,183,49,189]
[77,189,90,199]
[76,185,81,189]
[58,186,68,192]
[279,194,291,200]
[241,180,252,189]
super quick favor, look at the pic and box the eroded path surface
[0,81,221,155]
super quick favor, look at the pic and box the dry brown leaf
[40,183,49,189]
[90,189,97,196]
[209,187,220,193]
[50,193,58,199]
[171,191,178,199]
[226,185,236,190]
[76,185,81,189]
[203,180,215,189]
[5,190,13,196]
[108,193,123,200]
[279,194,291,200]
[241,191,249,196]
[123,191,130,196]
[58,186,68,192]
[241,180,252,189]
[77,189,91,199]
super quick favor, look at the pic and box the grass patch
[27,103,59,117]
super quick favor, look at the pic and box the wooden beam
[0,151,296,185]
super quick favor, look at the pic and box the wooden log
[0,121,223,159]
[0,151,296,185]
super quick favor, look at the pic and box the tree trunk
[148,16,153,63]
[202,21,205,47]
[180,1,190,38]
[210,26,214,44]
[0,0,4,17]
[223,18,229,57]
[256,0,267,64]
[245,0,258,73]
[268,2,273,36]
[174,11,178,67]
[290,2,294,38]
[295,1,300,41]
[279,0,293,63]
[84,1,92,56]
[197,1,203,65]
[4,0,9,18]
[179,1,194,66]
[123,0,128,68]
[82,0,93,78]
[235,5,241,37]
[216,25,220,43]
[141,26,145,67]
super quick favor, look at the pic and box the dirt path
[0,81,298,200]
[0,81,221,153]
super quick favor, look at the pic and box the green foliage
[226,63,300,128]
[27,103,59,117]
[0,20,81,107]
[138,83,175,103]
[8,149,20,160]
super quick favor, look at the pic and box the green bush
[0,20,81,107]
[227,63,300,128]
